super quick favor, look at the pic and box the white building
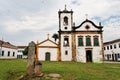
[104,39,120,61]
[0,40,17,59]
[37,37,59,61]
[17,46,27,58]
[58,7,104,63]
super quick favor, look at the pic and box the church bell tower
[58,5,74,61]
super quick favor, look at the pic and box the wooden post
[36,41,39,61]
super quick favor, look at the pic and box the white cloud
[0,0,120,45]
[3,11,58,33]
[103,17,120,42]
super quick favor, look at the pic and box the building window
[94,37,99,46]
[114,44,116,49]
[118,54,120,58]
[107,46,109,50]
[110,45,112,49]
[13,52,15,56]
[8,51,10,56]
[86,37,91,46]
[109,54,111,58]
[104,47,106,50]
[63,16,68,25]
[2,51,4,56]
[64,37,69,46]
[85,25,90,30]
[105,54,107,56]
[65,50,68,55]
[78,37,83,46]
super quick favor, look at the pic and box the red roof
[17,46,27,48]
[0,40,17,49]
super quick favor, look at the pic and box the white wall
[104,41,120,61]
[61,34,72,61]
[38,48,58,61]
[17,48,24,55]
[0,47,17,59]
[17,48,24,58]
[76,34,102,63]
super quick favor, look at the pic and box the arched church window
[78,37,83,46]
[63,16,68,25]
[64,37,69,46]
[94,37,99,46]
[86,36,91,46]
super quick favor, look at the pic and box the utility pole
[0,37,3,57]
[0,41,2,57]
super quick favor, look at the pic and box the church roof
[73,19,103,30]
[104,38,120,45]
[0,40,17,49]
[37,38,58,46]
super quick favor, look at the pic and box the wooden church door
[45,52,50,61]
[86,50,92,62]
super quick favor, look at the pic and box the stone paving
[43,73,63,80]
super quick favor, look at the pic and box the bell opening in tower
[63,16,68,26]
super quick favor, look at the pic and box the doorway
[115,54,118,61]
[112,54,114,61]
[45,52,50,61]
[86,50,92,62]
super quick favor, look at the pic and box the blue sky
[0,0,120,45]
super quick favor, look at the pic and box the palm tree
[52,33,59,42]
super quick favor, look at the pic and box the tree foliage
[52,33,59,42]
[23,46,28,55]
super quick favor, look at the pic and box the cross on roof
[85,14,88,20]
[47,33,50,39]
[65,4,66,10]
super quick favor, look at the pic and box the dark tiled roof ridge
[0,40,17,49]
[104,38,120,45]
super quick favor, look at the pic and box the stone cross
[85,14,88,20]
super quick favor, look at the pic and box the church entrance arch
[86,50,92,62]
[45,52,51,61]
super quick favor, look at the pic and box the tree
[23,46,28,55]
[52,33,59,42]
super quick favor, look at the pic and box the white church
[37,7,104,63]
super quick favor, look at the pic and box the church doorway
[45,52,51,61]
[86,50,92,62]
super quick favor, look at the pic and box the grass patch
[0,59,120,80]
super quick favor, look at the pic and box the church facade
[58,7,104,63]
[37,37,59,61]
[37,7,104,63]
